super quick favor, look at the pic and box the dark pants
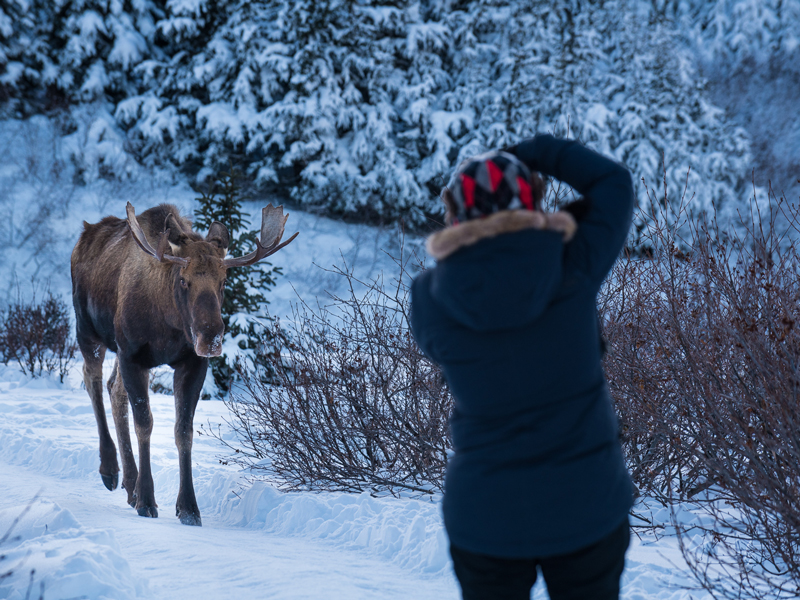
[449,518,630,600]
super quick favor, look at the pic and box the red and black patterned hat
[447,151,539,223]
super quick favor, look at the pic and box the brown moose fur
[426,210,577,260]
[71,204,231,526]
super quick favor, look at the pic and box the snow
[196,103,246,146]
[0,500,147,600]
[0,362,712,599]
[109,29,148,70]
[0,364,457,599]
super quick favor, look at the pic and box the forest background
[2,0,798,253]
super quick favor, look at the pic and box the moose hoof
[136,505,158,518]
[101,472,119,491]
[178,511,202,527]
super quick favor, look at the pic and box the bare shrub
[602,180,800,599]
[0,291,78,382]
[208,247,453,496]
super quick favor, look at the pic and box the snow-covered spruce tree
[674,0,800,75]
[194,164,281,396]
[54,0,156,105]
[0,0,161,185]
[1,0,158,115]
[7,0,760,239]
[632,0,800,74]
[669,0,800,208]
[445,0,752,245]
[0,0,60,117]
[605,6,752,243]
[117,0,240,172]
[449,1,604,152]
[121,0,457,226]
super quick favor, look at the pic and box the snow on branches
[4,0,796,234]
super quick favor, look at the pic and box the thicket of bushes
[209,248,452,496]
[602,185,800,599]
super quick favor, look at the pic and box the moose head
[125,202,298,357]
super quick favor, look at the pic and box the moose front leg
[119,359,158,518]
[172,355,207,526]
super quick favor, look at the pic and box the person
[410,134,635,600]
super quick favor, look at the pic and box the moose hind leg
[80,343,119,491]
[119,359,158,518]
[108,358,138,507]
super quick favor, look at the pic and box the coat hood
[425,210,576,332]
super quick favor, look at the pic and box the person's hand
[501,136,544,173]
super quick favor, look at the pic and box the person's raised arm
[506,134,634,282]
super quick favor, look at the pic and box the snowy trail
[0,364,458,599]
[0,462,456,599]
[0,363,710,600]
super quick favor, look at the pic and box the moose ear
[206,221,230,251]
[165,213,188,245]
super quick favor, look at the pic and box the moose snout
[193,328,224,357]
[190,298,225,357]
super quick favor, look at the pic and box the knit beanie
[445,151,543,224]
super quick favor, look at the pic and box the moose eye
[180,278,188,289]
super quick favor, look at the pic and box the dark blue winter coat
[410,135,634,559]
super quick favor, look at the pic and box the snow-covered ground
[0,363,711,600]
[0,363,456,600]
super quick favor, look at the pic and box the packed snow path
[0,364,709,600]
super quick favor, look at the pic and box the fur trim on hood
[426,210,577,260]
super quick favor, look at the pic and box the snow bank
[0,367,102,481]
[0,500,148,600]
[209,479,449,574]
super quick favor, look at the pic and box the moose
[71,202,297,525]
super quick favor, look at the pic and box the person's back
[410,135,634,600]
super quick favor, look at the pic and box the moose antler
[126,202,190,266]
[223,204,299,268]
